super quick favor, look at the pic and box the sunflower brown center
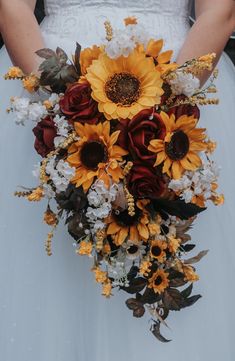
[154,275,163,286]
[165,130,190,161]
[151,245,162,257]
[105,72,140,106]
[80,140,108,170]
[113,207,141,227]
[127,245,139,254]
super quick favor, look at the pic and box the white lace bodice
[41,0,191,58]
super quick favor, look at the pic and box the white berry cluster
[11,97,47,125]
[86,180,118,233]
[169,71,200,97]
[53,114,71,148]
[168,158,220,203]
[46,157,75,193]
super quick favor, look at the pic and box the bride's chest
[44,0,190,16]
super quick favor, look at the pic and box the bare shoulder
[195,0,235,13]
[195,0,235,29]
[0,0,37,11]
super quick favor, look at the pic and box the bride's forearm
[0,0,44,74]
[176,0,235,85]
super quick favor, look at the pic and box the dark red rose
[118,109,166,164]
[32,116,57,157]
[59,82,101,124]
[127,162,166,199]
[168,95,200,119]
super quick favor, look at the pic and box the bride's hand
[0,0,45,74]
[176,0,235,85]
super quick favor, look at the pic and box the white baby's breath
[170,71,200,97]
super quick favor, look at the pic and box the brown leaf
[182,294,201,308]
[133,306,145,318]
[163,288,185,311]
[181,283,193,298]
[35,48,56,59]
[56,47,68,64]
[176,217,195,244]
[184,250,209,264]
[121,277,147,294]
[169,277,188,287]
[125,298,145,318]
[139,287,161,304]
[74,42,82,74]
[151,321,171,343]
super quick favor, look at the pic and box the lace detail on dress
[41,0,191,58]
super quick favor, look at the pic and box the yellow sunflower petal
[180,157,198,171]
[162,158,172,176]
[129,226,140,242]
[115,227,129,245]
[155,151,167,166]
[186,152,202,167]
[146,39,163,58]
[148,139,164,152]
[116,106,132,118]
[103,101,117,115]
[172,161,183,179]
[107,222,122,235]
[137,223,149,241]
[157,50,173,64]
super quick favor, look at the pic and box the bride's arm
[176,0,235,83]
[0,0,45,73]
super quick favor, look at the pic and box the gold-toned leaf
[184,250,209,264]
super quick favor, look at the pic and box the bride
[0,1,234,360]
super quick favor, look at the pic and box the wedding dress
[0,1,235,360]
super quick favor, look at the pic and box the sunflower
[86,50,163,120]
[106,201,149,246]
[168,236,181,254]
[122,240,146,260]
[150,240,167,263]
[79,45,103,75]
[137,39,177,74]
[66,121,127,192]
[148,112,207,179]
[148,269,169,294]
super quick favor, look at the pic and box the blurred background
[0,0,234,64]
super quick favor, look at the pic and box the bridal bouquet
[6,17,223,342]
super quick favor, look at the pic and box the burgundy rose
[59,82,101,124]
[127,162,166,199]
[118,109,166,164]
[32,116,57,157]
[168,95,200,119]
